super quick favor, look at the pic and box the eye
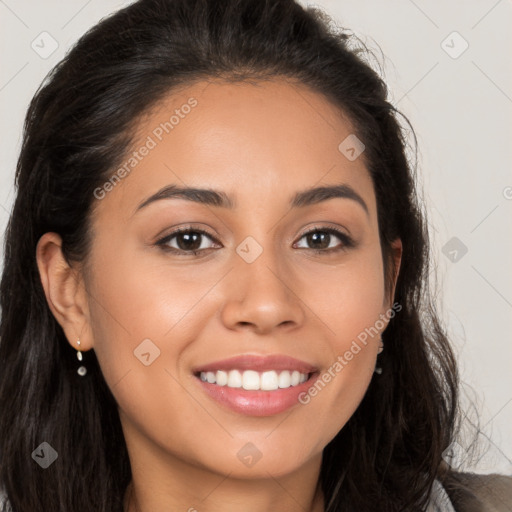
[294,226,354,253]
[155,227,220,255]
[155,225,355,256]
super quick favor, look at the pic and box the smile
[192,354,319,417]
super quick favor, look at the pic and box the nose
[220,242,305,335]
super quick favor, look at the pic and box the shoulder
[441,471,512,512]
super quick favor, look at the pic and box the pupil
[178,232,201,251]
[308,232,329,249]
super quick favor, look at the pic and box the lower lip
[194,373,319,417]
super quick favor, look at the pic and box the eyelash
[155,225,355,256]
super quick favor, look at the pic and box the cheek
[293,243,384,443]
[300,239,386,347]
[83,242,178,386]
[84,236,225,398]
[87,237,207,341]
[297,354,376,460]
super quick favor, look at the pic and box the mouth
[192,354,319,416]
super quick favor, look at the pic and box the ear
[35,232,93,352]
[382,237,403,313]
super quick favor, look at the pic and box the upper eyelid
[161,226,219,242]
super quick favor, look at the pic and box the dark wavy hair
[0,0,461,510]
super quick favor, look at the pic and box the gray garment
[443,471,512,512]
[427,479,458,511]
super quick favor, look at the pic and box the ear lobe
[35,232,91,350]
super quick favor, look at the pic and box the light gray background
[0,0,511,474]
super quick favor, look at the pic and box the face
[57,79,401,479]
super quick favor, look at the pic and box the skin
[36,78,402,512]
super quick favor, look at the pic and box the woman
[0,0,510,510]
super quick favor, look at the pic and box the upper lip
[192,354,318,374]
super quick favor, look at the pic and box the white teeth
[242,370,260,390]
[199,369,310,390]
[216,370,228,386]
[278,370,290,388]
[227,369,242,388]
[260,370,279,390]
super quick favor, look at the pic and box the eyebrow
[134,183,369,216]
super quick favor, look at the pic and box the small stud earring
[76,338,87,376]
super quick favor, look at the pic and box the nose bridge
[235,233,290,298]
[220,232,303,332]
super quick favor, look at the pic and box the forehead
[93,78,376,221]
